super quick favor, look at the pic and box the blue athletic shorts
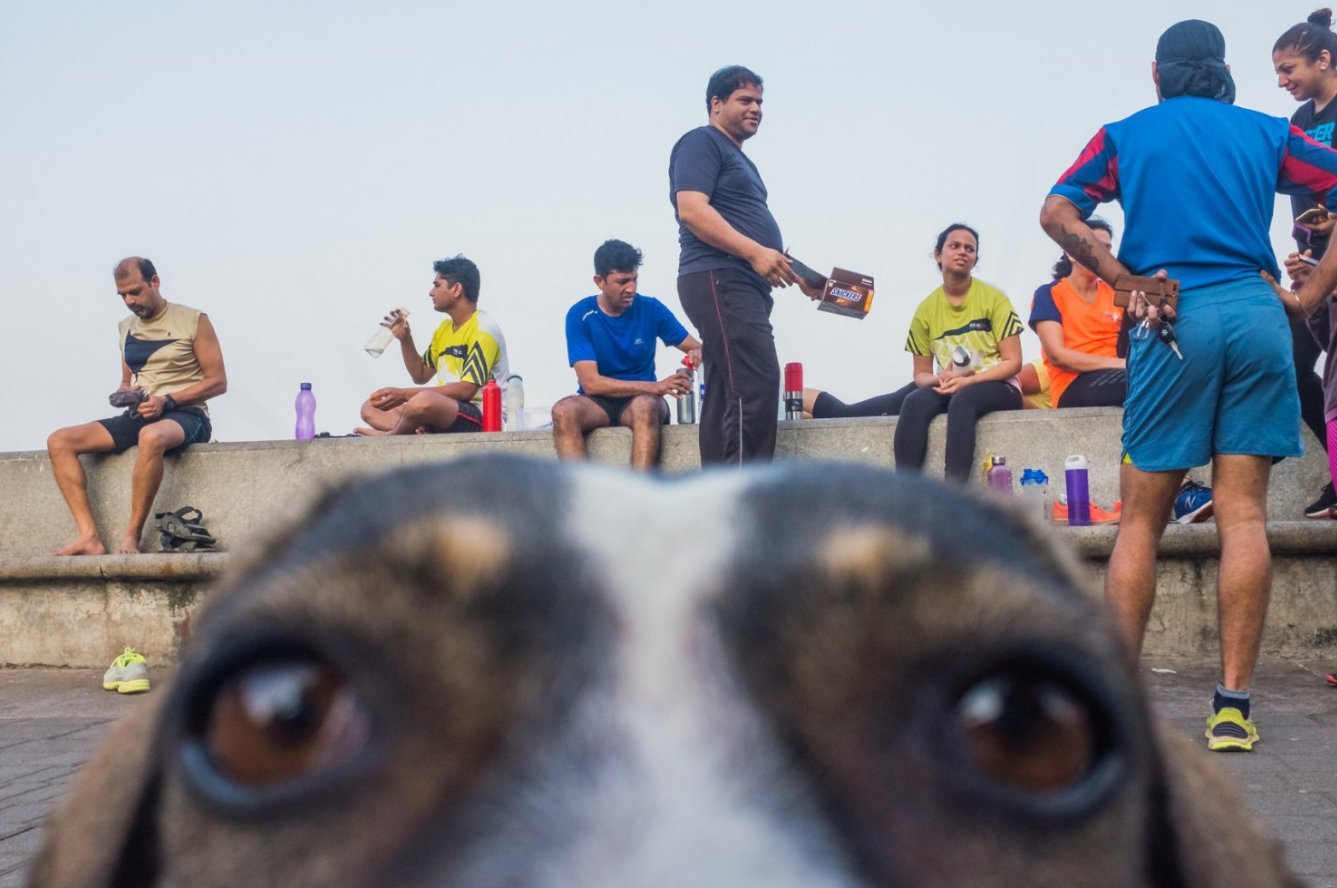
[1122,276,1302,472]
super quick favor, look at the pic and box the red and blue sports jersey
[1050,96,1337,290]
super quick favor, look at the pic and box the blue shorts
[97,408,213,455]
[1122,277,1302,472]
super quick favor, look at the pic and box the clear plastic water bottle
[505,374,525,430]
[364,308,409,358]
[1065,454,1091,526]
[1019,468,1049,519]
[987,455,1013,493]
[294,382,316,440]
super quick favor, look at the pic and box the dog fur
[31,455,1300,887]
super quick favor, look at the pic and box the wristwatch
[162,394,177,413]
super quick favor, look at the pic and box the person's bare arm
[137,315,227,420]
[573,361,691,399]
[1285,246,1337,314]
[1040,196,1133,290]
[935,336,1023,393]
[1034,321,1125,372]
[675,336,703,369]
[675,191,799,288]
[387,312,433,384]
[911,354,938,388]
[369,380,480,412]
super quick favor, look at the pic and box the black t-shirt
[1291,99,1337,256]
[669,125,783,287]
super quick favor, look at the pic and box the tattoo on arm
[1058,227,1104,276]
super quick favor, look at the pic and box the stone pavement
[1,658,1336,886]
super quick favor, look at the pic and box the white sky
[0,1,1311,451]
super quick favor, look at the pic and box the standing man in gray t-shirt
[669,65,821,465]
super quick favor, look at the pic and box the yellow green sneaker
[1205,706,1257,752]
[102,647,151,694]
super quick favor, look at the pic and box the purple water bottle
[295,382,316,440]
[1065,454,1091,526]
[987,455,1013,494]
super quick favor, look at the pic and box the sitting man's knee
[403,391,447,421]
[137,425,176,455]
[551,397,586,430]
[623,396,660,425]
[46,428,72,454]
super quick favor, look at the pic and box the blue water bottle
[295,382,316,440]
[1064,454,1091,526]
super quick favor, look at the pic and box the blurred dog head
[33,456,1297,887]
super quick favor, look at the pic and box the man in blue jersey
[552,240,701,470]
[1040,20,1337,751]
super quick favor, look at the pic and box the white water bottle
[505,375,525,430]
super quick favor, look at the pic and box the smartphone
[1300,255,1320,267]
[1297,208,1329,224]
[783,251,828,290]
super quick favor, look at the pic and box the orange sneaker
[1051,500,1121,525]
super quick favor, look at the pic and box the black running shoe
[1304,482,1337,520]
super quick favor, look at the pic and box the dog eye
[956,676,1095,793]
[205,661,368,787]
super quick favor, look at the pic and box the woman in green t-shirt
[896,223,1025,482]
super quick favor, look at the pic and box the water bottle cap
[507,374,523,383]
[1020,469,1048,484]
[991,455,1006,465]
[1065,454,1088,469]
[300,382,312,390]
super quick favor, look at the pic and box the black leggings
[893,381,1022,483]
[1057,368,1127,408]
[812,382,916,418]
[1292,311,1328,452]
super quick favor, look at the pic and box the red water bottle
[482,379,502,431]
[784,362,804,420]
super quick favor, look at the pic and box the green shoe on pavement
[102,647,151,694]
[1205,706,1257,752]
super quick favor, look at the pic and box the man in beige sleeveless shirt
[47,258,227,555]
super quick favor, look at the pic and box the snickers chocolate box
[819,267,874,320]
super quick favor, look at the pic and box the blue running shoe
[1173,480,1213,524]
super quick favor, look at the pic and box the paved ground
[2,658,1336,886]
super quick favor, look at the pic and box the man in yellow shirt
[357,255,509,436]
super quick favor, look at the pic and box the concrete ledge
[2,524,1333,667]
[0,555,225,668]
[3,409,1330,558]
[2,410,1332,666]
[1063,520,1337,558]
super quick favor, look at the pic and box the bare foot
[51,536,107,556]
[113,535,143,555]
[353,426,390,436]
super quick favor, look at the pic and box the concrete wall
[4,408,1330,556]
[2,410,1334,666]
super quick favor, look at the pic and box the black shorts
[96,408,213,455]
[446,400,484,433]
[588,394,670,427]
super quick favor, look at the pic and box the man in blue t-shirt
[1040,19,1337,753]
[669,65,822,466]
[552,239,701,470]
